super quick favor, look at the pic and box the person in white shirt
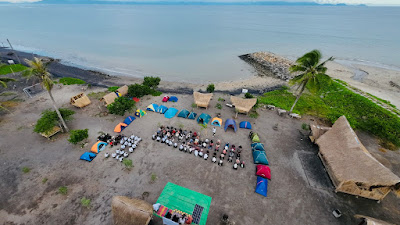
[212,127,216,137]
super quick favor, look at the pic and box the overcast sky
[0,0,399,6]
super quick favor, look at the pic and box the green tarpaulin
[155,182,212,225]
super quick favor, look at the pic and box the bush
[245,93,254,99]
[151,173,157,182]
[128,84,152,98]
[108,86,119,92]
[123,159,133,169]
[81,197,91,208]
[301,123,310,130]
[206,84,215,93]
[0,64,27,75]
[68,129,89,144]
[191,103,197,108]
[218,97,225,102]
[59,77,86,85]
[22,167,31,173]
[58,186,68,195]
[215,103,222,109]
[107,97,135,116]
[143,76,161,89]
[151,90,163,96]
[34,108,75,134]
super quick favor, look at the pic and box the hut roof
[193,92,213,108]
[354,215,395,225]
[117,85,128,96]
[102,92,118,106]
[112,196,153,225]
[70,92,91,108]
[230,96,257,114]
[315,116,400,199]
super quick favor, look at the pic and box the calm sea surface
[0,4,399,81]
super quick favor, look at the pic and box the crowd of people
[152,125,245,169]
[102,133,142,163]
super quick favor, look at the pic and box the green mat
[155,182,212,225]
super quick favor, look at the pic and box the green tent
[251,133,260,143]
[155,182,212,225]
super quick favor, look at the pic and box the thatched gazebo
[101,85,129,106]
[315,116,400,201]
[70,92,91,108]
[230,96,257,115]
[112,196,153,225]
[193,92,213,109]
[354,215,395,225]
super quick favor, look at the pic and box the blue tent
[251,143,265,151]
[80,152,97,162]
[188,112,197,120]
[123,116,136,125]
[146,103,159,112]
[165,108,178,119]
[253,150,269,165]
[224,119,237,132]
[178,109,190,118]
[239,121,252,129]
[255,176,268,197]
[157,105,168,114]
[197,113,211,125]
[169,96,178,102]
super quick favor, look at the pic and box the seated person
[238,145,243,153]
[241,161,245,168]
[179,144,184,151]
[212,153,217,163]
[194,149,199,157]
[204,151,209,160]
[220,153,225,160]
[199,149,204,157]
[218,159,224,166]
[236,158,240,164]
[228,156,233,162]
[233,163,238,170]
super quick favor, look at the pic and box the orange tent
[91,141,108,153]
[114,123,128,133]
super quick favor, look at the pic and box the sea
[0,4,399,82]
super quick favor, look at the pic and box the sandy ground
[1,84,400,225]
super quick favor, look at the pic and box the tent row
[249,132,271,197]
[80,141,108,162]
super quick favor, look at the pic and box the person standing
[212,127,216,137]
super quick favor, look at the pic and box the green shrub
[245,93,254,99]
[123,159,133,169]
[68,129,89,144]
[108,86,119,92]
[215,103,222,110]
[42,178,48,184]
[0,64,27,75]
[151,90,163,96]
[151,173,157,182]
[59,77,86,85]
[206,84,215,93]
[249,111,259,118]
[191,103,197,108]
[218,97,225,102]
[107,97,135,116]
[22,167,31,173]
[34,108,75,134]
[81,197,91,208]
[58,186,68,195]
[128,84,152,98]
[301,123,310,130]
[143,76,161,89]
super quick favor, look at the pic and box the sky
[0,0,399,6]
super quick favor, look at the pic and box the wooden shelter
[354,215,395,225]
[70,92,91,108]
[193,92,213,109]
[112,196,153,225]
[230,96,257,114]
[315,116,400,201]
[101,85,129,106]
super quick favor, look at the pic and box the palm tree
[23,57,69,132]
[288,50,334,113]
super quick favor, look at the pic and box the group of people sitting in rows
[152,126,245,169]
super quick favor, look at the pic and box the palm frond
[289,65,307,72]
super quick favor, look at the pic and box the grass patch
[259,80,400,148]
[366,93,396,108]
[191,103,197,108]
[151,90,163,96]
[123,159,133,169]
[218,97,225,102]
[1,100,22,108]
[0,92,16,97]
[108,86,119,92]
[178,123,184,129]
[59,77,86,85]
[81,197,91,208]
[87,91,107,99]
[42,178,48,184]
[215,103,222,110]
[0,64,27,75]
[22,167,31,173]
[58,186,68,195]
[249,110,259,119]
[151,173,157,182]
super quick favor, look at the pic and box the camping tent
[251,133,260,143]
[255,176,268,197]
[169,96,178,102]
[70,92,91,108]
[315,116,400,201]
[188,112,197,120]
[112,196,153,225]
[80,152,97,162]
[224,119,237,132]
[230,96,257,114]
[178,109,190,118]
[162,96,170,102]
[197,113,211,125]
[91,141,108,153]
[239,121,252,129]
[101,85,128,106]
[211,117,222,127]
[157,105,168,114]
[114,123,128,133]
[251,143,265,151]
[193,92,213,109]
[256,165,271,180]
[135,109,147,118]
[253,150,269,165]
[123,116,136,125]
[164,108,178,119]
[147,103,159,112]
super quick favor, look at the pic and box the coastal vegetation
[108,86,119,92]
[68,129,89,144]
[58,186,68,195]
[22,167,31,174]
[206,84,215,93]
[245,93,254,99]
[107,97,135,116]
[0,64,27,75]
[142,76,161,89]
[59,77,86,85]
[128,76,162,98]
[81,197,91,209]
[34,108,75,134]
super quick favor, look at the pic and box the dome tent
[255,176,268,197]
[169,96,178,102]
[224,119,237,132]
[114,123,128,133]
[251,143,265,151]
[146,103,159,112]
[188,112,197,120]
[197,113,211,125]
[91,141,108,153]
[123,116,136,125]
[80,152,96,162]
[157,105,168,114]
[256,165,271,180]
[135,109,147,118]
[211,117,222,127]
[164,108,178,119]
[239,121,252,129]
[253,150,269,165]
[178,109,190,118]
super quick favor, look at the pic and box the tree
[107,97,135,116]
[34,108,75,134]
[128,84,152,98]
[206,84,215,93]
[23,57,69,132]
[143,76,161,89]
[288,50,334,113]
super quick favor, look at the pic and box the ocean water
[0,4,399,82]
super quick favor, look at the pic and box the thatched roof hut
[230,96,257,114]
[117,85,129,96]
[112,196,153,225]
[354,215,395,225]
[309,124,331,143]
[193,92,213,109]
[70,92,91,108]
[101,85,129,106]
[315,116,400,201]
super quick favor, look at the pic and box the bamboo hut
[315,116,400,201]
[309,124,331,143]
[230,96,257,114]
[70,92,91,108]
[101,85,129,106]
[354,215,395,225]
[193,92,213,109]
[112,196,153,225]
[117,85,129,96]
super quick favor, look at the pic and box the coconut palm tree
[288,50,334,113]
[23,57,69,132]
